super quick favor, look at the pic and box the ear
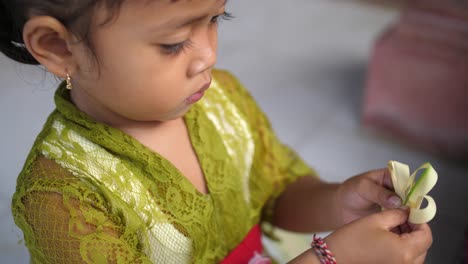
[22,16,77,78]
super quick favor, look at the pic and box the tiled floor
[1,1,466,263]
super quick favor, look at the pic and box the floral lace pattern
[12,70,316,263]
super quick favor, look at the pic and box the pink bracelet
[311,234,337,264]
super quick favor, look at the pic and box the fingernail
[388,195,402,207]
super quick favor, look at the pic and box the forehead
[123,0,226,12]
[101,0,226,28]
[89,0,227,39]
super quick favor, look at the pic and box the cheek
[71,44,102,81]
[96,49,163,91]
[130,67,189,106]
[211,28,218,48]
[207,27,219,65]
[84,33,192,104]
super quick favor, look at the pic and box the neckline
[54,83,222,199]
[181,104,212,197]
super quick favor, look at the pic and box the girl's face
[70,0,228,125]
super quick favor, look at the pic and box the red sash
[221,224,271,264]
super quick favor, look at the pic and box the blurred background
[1,0,467,263]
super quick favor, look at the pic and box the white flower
[388,160,438,224]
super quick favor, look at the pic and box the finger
[400,222,412,234]
[415,252,427,264]
[381,168,394,190]
[390,225,402,234]
[403,223,433,255]
[357,178,402,209]
[364,168,394,190]
[374,209,409,230]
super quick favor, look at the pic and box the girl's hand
[325,209,432,264]
[336,168,402,225]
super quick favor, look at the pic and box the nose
[187,28,217,77]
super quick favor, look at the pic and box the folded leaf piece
[388,160,438,224]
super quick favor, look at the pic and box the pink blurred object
[363,1,468,161]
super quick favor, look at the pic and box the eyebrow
[171,0,228,29]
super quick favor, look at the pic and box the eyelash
[160,11,234,55]
[211,11,234,24]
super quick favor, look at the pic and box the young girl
[1,0,432,263]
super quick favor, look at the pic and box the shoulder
[212,68,239,84]
[211,69,258,109]
[212,69,243,93]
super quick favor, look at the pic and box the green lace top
[12,70,316,263]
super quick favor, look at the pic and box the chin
[157,107,191,122]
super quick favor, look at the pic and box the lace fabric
[12,69,316,263]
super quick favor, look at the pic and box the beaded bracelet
[311,234,337,264]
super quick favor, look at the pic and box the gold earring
[66,74,72,90]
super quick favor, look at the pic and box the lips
[186,79,212,104]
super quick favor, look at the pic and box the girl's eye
[160,40,192,55]
[210,11,234,24]
[159,12,233,55]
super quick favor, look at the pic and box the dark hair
[0,0,124,65]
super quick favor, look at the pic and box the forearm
[271,176,343,232]
[288,249,321,264]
